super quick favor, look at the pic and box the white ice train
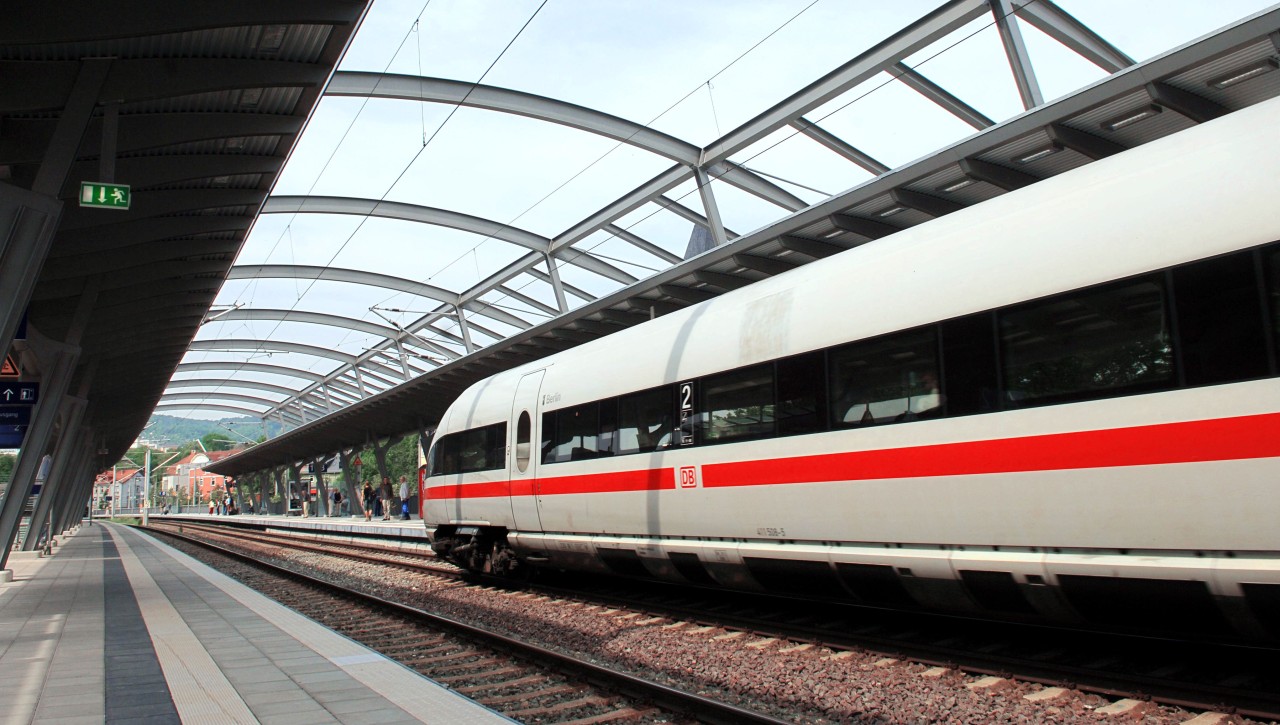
[422,95,1280,639]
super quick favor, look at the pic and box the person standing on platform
[208,497,215,515]
[330,488,341,517]
[378,477,393,521]
[398,476,411,520]
[361,481,375,521]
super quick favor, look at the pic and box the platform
[133,511,432,543]
[0,522,511,724]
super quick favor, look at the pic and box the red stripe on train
[702,411,1280,487]
[425,467,674,500]
[425,412,1280,500]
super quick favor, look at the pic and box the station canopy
[2,2,371,463]
[128,0,1280,477]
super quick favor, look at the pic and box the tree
[0,453,14,483]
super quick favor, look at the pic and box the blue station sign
[0,407,31,426]
[0,424,26,448]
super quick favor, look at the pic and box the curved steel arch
[254,202,636,286]
[187,339,357,365]
[227,265,457,306]
[262,197,550,252]
[161,391,283,409]
[325,73,805,213]
[328,72,701,164]
[224,265,537,331]
[175,361,326,383]
[166,378,303,398]
[208,308,401,343]
[153,403,274,419]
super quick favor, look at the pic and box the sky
[164,0,1279,422]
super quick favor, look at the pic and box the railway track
[144,521,788,725]
[149,520,1280,723]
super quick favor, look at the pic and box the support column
[991,0,1043,109]
[371,433,404,489]
[338,448,360,517]
[694,167,728,248]
[23,397,87,550]
[0,345,79,571]
[311,454,330,517]
[54,442,95,533]
[454,305,475,353]
[544,254,569,313]
[271,465,287,514]
[287,461,303,514]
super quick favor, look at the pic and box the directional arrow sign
[0,382,38,405]
[79,181,131,210]
[0,407,31,425]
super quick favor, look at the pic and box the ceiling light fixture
[821,229,844,239]
[1014,143,1062,164]
[938,178,975,193]
[1101,104,1162,132]
[1207,58,1278,89]
[878,206,905,218]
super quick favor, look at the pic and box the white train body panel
[423,96,1280,635]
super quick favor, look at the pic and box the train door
[509,370,545,532]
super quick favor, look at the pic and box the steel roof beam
[160,391,281,410]
[702,0,988,164]
[175,361,326,383]
[552,164,692,253]
[1012,0,1135,72]
[188,339,355,365]
[206,308,399,342]
[789,117,889,175]
[957,157,1038,191]
[654,195,739,240]
[165,378,304,398]
[1145,81,1228,123]
[603,224,682,265]
[154,403,283,420]
[328,72,700,164]
[891,62,994,130]
[992,0,1044,109]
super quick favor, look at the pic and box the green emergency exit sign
[79,181,131,209]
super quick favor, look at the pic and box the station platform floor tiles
[0,522,513,725]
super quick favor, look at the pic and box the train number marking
[679,466,698,488]
[678,381,695,446]
[756,527,787,537]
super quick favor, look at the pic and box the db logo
[679,466,698,488]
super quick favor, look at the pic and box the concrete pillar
[0,345,78,571]
[23,405,87,550]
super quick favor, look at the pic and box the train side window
[540,411,556,464]
[700,363,774,444]
[598,398,619,456]
[617,386,674,454]
[999,276,1173,406]
[431,423,507,475]
[544,402,600,462]
[457,423,507,473]
[776,352,826,436]
[515,411,532,473]
[1175,251,1268,387]
[940,313,997,416]
[829,327,940,428]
